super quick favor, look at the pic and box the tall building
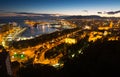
[0,45,12,77]
[109,21,113,28]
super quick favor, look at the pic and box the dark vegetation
[45,36,88,60]
[18,40,120,77]
[12,28,79,49]
[65,15,120,20]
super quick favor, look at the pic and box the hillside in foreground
[18,41,120,77]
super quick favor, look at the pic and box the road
[9,28,84,66]
[33,29,83,65]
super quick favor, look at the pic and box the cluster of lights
[12,52,25,59]
[65,38,77,44]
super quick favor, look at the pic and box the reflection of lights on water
[30,36,33,39]
[42,25,45,32]
[47,24,50,28]
[31,28,35,34]
[42,25,45,29]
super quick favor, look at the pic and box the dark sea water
[0,17,59,37]
[22,25,58,37]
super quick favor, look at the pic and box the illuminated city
[1,0,120,77]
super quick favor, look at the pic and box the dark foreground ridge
[18,41,120,77]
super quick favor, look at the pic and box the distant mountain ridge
[0,14,120,23]
[63,15,120,19]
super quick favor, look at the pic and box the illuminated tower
[0,45,12,77]
[109,21,113,28]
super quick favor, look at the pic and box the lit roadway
[33,29,83,65]
[9,28,83,66]
[10,28,120,66]
[33,38,64,65]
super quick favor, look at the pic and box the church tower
[109,21,113,28]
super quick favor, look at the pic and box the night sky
[0,0,120,16]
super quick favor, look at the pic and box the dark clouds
[106,10,120,15]
[97,10,120,15]
[0,11,43,16]
[0,10,5,12]
[0,11,60,17]
[97,12,102,14]
[14,12,42,15]
[82,10,88,13]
